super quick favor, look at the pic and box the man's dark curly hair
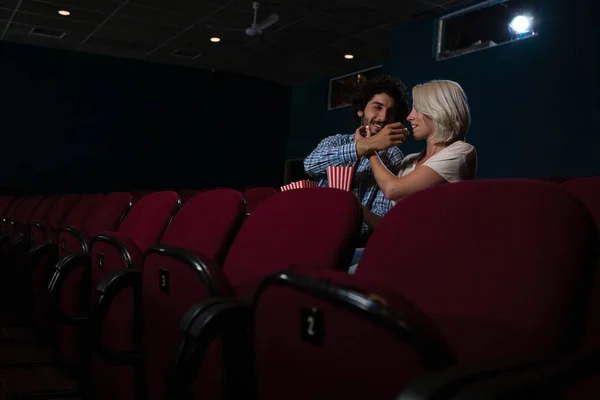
[351,74,410,123]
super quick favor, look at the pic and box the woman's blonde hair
[412,80,471,144]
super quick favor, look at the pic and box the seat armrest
[27,242,57,260]
[92,270,142,365]
[27,242,59,297]
[60,225,90,253]
[167,298,253,399]
[91,231,143,269]
[259,269,456,369]
[145,244,234,297]
[47,252,92,324]
[30,221,50,244]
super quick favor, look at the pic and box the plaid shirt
[304,133,404,233]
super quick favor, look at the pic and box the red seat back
[249,180,598,400]
[223,187,361,295]
[358,179,597,363]
[142,189,246,400]
[89,191,180,400]
[63,194,104,227]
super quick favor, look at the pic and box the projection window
[437,0,539,61]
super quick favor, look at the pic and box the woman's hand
[356,122,409,157]
[353,125,368,142]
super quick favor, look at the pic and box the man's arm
[303,134,360,179]
[379,146,404,176]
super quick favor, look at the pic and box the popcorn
[280,180,319,191]
[326,166,355,192]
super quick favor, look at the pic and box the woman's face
[407,107,434,140]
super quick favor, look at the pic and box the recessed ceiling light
[210,37,221,43]
[58,10,70,16]
[344,54,354,59]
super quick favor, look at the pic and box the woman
[349,80,477,272]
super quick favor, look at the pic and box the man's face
[357,93,396,135]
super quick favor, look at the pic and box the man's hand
[356,122,408,158]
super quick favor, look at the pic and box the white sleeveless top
[391,141,477,206]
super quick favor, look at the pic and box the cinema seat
[0,191,179,399]
[167,187,362,399]
[94,189,246,400]
[174,179,598,400]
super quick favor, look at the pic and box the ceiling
[0,0,472,85]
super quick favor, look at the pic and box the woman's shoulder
[447,140,476,153]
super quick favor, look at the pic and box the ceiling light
[509,15,532,34]
[344,54,354,59]
[210,37,221,43]
[58,10,70,16]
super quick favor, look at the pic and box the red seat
[0,192,179,399]
[0,194,133,366]
[50,192,132,367]
[0,197,25,237]
[99,189,246,400]
[167,187,362,399]
[88,191,180,400]
[380,178,600,400]
[0,196,44,260]
[0,195,105,345]
[174,179,598,400]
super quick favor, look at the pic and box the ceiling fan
[205,1,280,37]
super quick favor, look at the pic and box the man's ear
[357,110,364,118]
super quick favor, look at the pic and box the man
[304,74,410,242]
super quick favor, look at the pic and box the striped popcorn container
[326,166,355,192]
[280,180,319,192]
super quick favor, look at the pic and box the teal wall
[286,0,599,178]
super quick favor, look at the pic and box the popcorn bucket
[280,180,319,192]
[326,166,355,192]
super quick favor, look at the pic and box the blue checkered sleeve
[304,134,358,180]
[369,146,404,217]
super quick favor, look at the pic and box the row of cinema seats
[0,177,597,399]
[0,187,278,397]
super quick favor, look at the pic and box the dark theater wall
[286,0,599,179]
[0,41,290,194]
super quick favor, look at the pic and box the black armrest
[167,298,253,400]
[395,358,560,400]
[91,233,137,269]
[145,244,233,296]
[92,269,142,366]
[60,225,89,253]
[30,221,51,244]
[27,242,59,297]
[47,252,92,324]
[27,242,57,259]
[258,270,456,370]
[446,348,600,400]
[11,233,30,250]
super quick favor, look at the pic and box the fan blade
[256,14,279,31]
